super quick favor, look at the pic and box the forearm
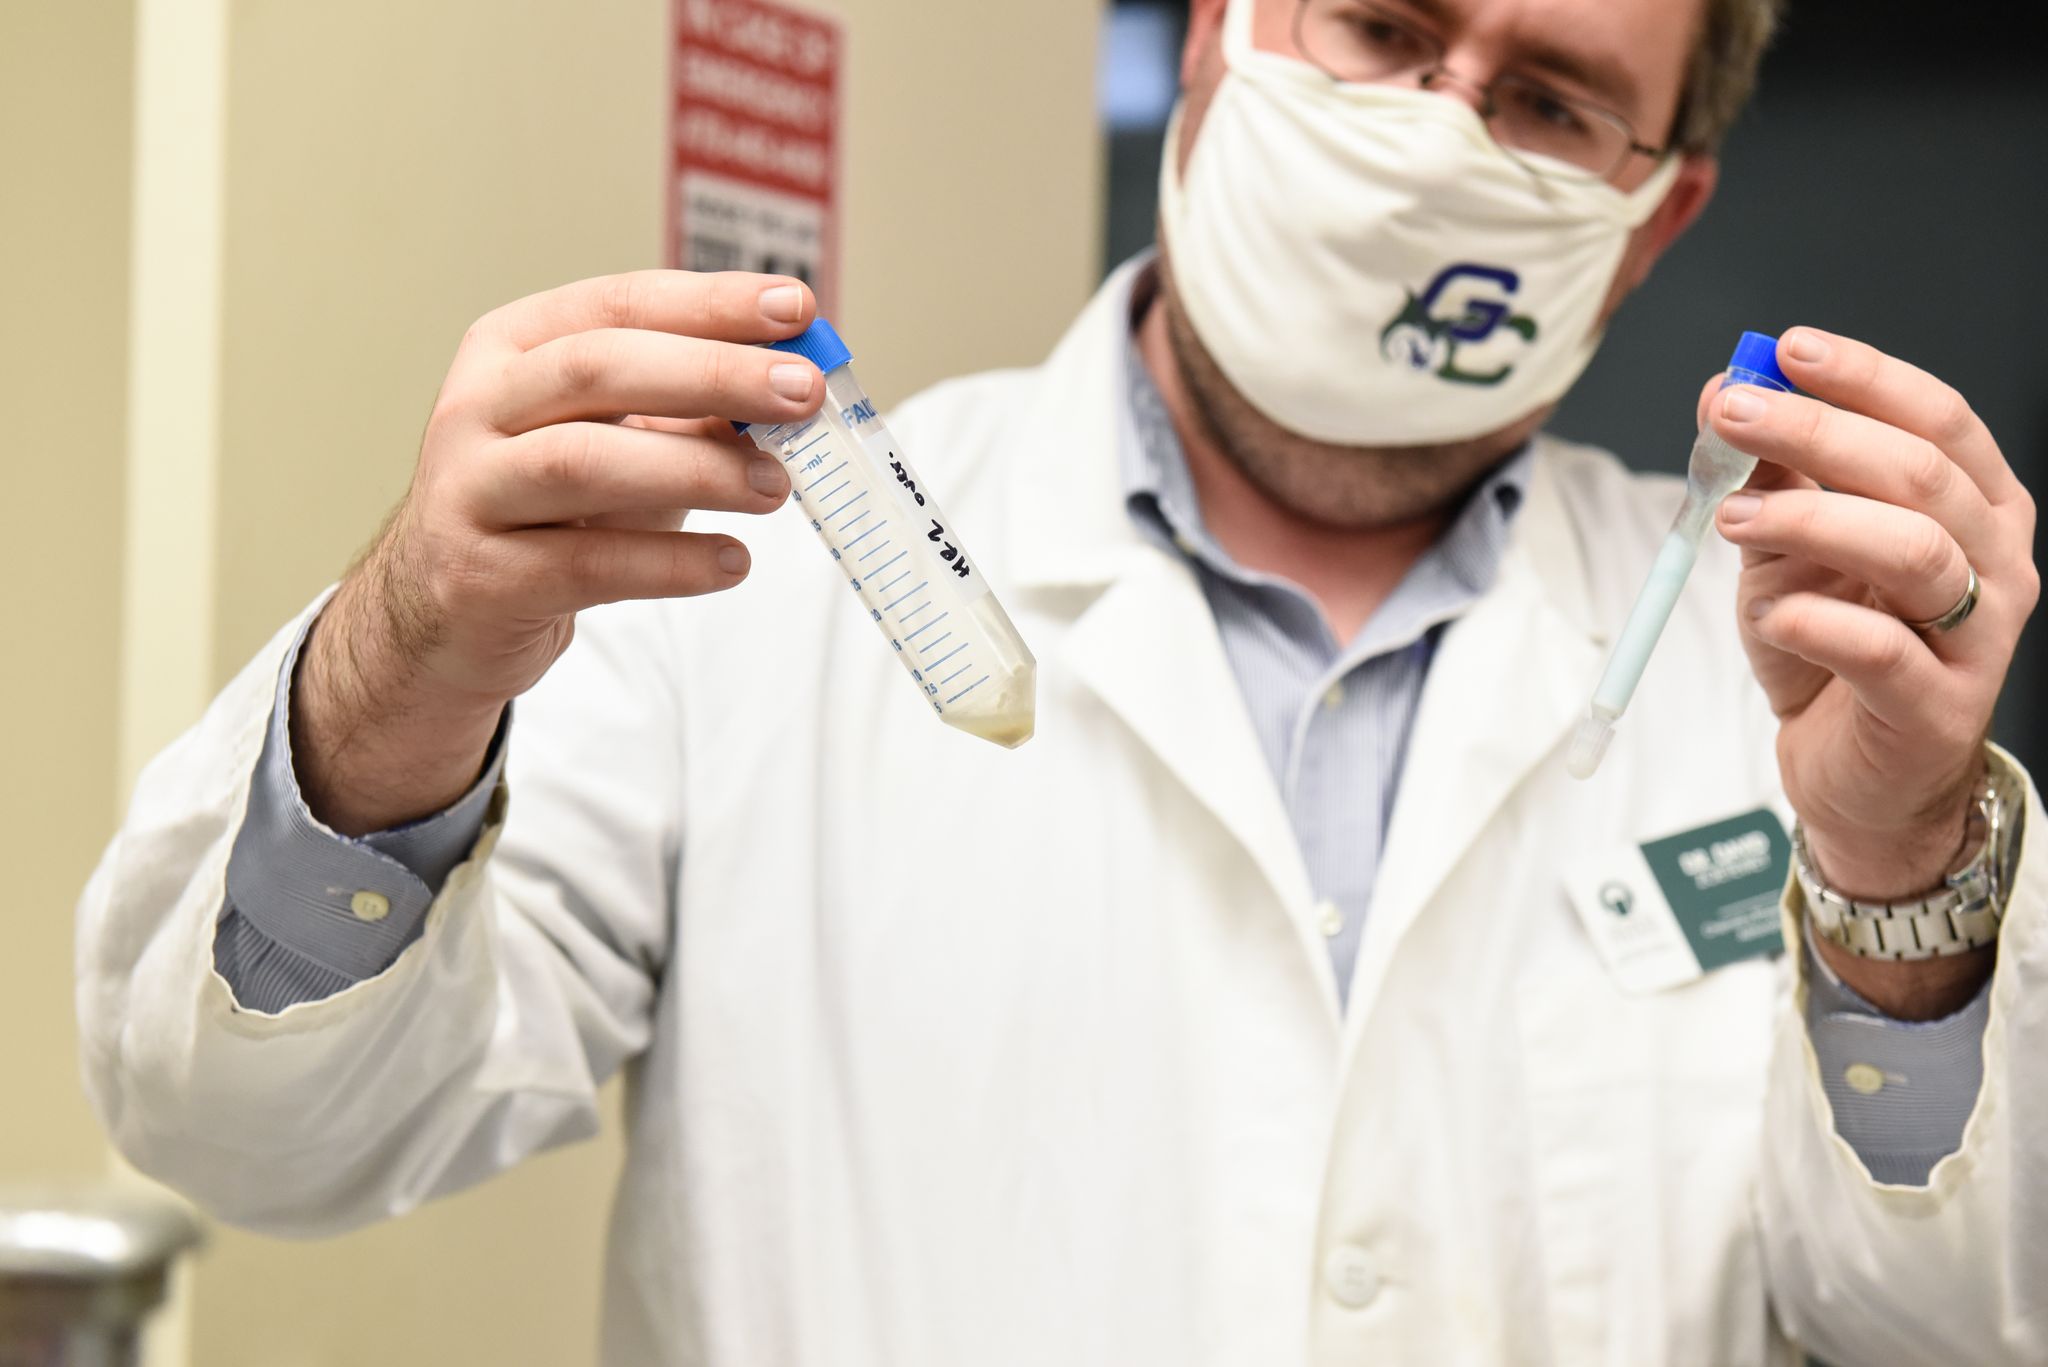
[214,607,509,1012]
[1810,933,1992,1021]
[1801,770,1992,1020]
[294,542,506,836]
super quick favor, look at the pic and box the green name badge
[1563,808,1790,994]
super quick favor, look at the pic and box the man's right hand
[292,270,824,835]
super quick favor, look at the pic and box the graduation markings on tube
[743,319,1036,747]
[749,385,1040,750]
[781,416,988,708]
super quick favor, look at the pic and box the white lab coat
[79,263,2048,1366]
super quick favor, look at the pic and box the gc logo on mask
[1379,263,1538,388]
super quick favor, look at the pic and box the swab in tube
[1566,332,1793,779]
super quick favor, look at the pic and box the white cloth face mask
[1157,0,1680,447]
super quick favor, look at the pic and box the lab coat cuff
[1785,742,2036,1191]
[218,604,508,987]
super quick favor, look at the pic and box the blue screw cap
[732,317,853,435]
[766,317,853,374]
[1726,331,1792,392]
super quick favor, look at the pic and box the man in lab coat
[79,0,2044,1362]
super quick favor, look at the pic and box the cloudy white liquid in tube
[1566,332,1793,779]
[742,319,1036,748]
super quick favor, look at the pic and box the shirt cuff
[218,609,507,992]
[1802,916,1990,1185]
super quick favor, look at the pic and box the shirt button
[1318,900,1343,938]
[1323,1245,1381,1310]
[349,890,391,923]
[1322,681,1345,711]
[1844,1063,1885,1096]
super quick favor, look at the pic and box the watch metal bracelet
[1794,759,2023,961]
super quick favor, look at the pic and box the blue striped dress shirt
[1117,335,1531,1003]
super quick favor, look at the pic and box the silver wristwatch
[1794,759,2026,961]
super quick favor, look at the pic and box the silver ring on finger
[1905,564,1980,634]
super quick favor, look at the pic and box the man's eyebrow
[1374,0,1649,124]
[1382,0,1460,29]
[1511,37,1645,121]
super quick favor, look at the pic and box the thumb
[1694,372,1726,431]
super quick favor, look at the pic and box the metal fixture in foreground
[0,1187,202,1367]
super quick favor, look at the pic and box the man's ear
[1182,0,1230,89]
[1615,155,1718,296]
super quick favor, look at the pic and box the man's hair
[1675,0,1784,152]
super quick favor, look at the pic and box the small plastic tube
[742,319,1036,748]
[1566,332,1793,780]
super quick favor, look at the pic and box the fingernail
[759,285,804,323]
[769,363,815,401]
[1746,596,1776,621]
[747,458,786,496]
[1721,388,1764,423]
[1720,492,1762,523]
[1786,331,1828,365]
[718,544,749,575]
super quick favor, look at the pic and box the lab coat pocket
[1515,957,1777,1367]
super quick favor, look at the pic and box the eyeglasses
[1289,0,1666,184]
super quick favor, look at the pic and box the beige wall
[0,1,136,1184]
[7,0,1100,1361]
[209,0,1105,677]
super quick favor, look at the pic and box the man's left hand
[1699,328,2038,1014]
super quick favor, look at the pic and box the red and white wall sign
[669,0,844,316]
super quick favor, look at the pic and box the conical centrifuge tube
[742,319,1036,748]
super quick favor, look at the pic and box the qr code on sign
[679,172,823,290]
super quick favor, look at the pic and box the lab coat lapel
[1343,448,1603,1027]
[1001,260,1331,1022]
[1060,548,1321,959]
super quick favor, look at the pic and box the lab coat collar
[1003,256,1166,592]
[1342,475,1606,1028]
[1000,258,1607,1028]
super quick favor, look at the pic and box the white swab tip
[1566,713,1615,780]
